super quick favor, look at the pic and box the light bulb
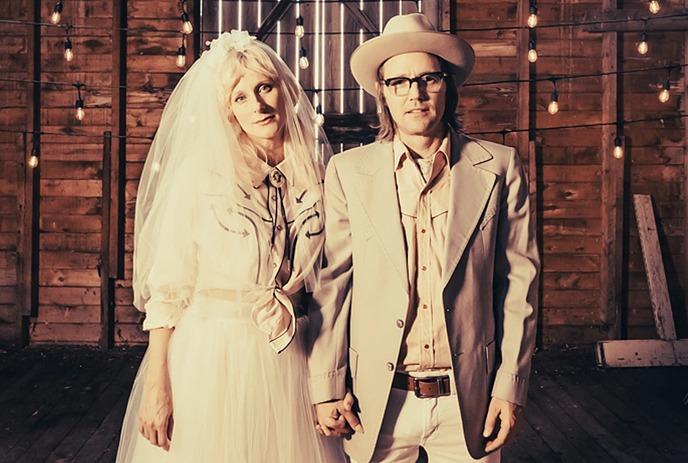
[28,155,39,168]
[315,113,325,126]
[637,34,649,55]
[64,47,73,62]
[75,99,85,121]
[176,46,186,68]
[50,10,61,25]
[658,88,670,103]
[181,13,193,34]
[528,48,538,63]
[649,1,661,14]
[527,13,538,28]
[295,16,305,38]
[50,1,63,24]
[547,100,559,115]
[299,55,309,70]
[613,145,624,159]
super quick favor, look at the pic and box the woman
[116,30,342,462]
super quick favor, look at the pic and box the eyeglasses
[380,71,449,97]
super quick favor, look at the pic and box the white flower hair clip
[207,29,256,53]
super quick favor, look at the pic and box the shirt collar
[393,132,451,171]
[246,154,296,189]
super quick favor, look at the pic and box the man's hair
[373,55,461,142]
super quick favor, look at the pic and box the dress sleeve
[140,172,199,331]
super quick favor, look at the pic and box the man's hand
[336,391,364,435]
[314,391,365,437]
[314,400,349,437]
[483,397,521,453]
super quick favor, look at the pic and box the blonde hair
[374,55,462,142]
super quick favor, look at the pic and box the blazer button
[396,319,404,328]
[386,362,394,371]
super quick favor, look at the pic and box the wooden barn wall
[0,1,30,343]
[0,0,686,346]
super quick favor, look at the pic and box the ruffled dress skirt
[116,295,344,462]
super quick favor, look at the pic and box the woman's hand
[138,371,174,451]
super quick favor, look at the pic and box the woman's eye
[259,84,273,93]
[234,94,246,103]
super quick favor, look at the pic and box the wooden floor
[0,345,686,463]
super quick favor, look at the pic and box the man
[308,13,539,463]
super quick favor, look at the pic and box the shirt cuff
[308,365,347,404]
[491,369,530,407]
[142,300,183,331]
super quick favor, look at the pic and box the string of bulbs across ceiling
[4,0,684,168]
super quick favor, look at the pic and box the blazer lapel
[442,131,498,288]
[354,142,410,293]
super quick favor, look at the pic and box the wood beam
[110,0,126,280]
[342,2,378,34]
[600,0,625,339]
[16,0,42,346]
[100,132,114,349]
[517,0,541,346]
[255,0,294,41]
[583,9,688,33]
[684,0,688,337]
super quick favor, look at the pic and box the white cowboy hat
[350,13,475,96]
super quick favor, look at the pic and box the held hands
[138,372,174,452]
[483,397,521,453]
[314,391,364,437]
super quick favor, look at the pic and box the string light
[295,16,305,38]
[73,83,85,121]
[299,47,309,70]
[658,79,670,103]
[176,34,186,68]
[649,1,661,14]
[180,0,193,34]
[50,1,63,25]
[547,79,559,115]
[637,30,649,55]
[63,26,73,62]
[28,143,39,169]
[528,39,538,63]
[613,136,624,159]
[527,1,538,28]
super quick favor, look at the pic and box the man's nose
[407,80,428,100]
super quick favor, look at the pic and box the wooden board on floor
[632,194,677,340]
[595,339,688,367]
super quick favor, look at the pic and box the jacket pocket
[349,347,359,379]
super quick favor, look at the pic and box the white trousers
[351,385,501,463]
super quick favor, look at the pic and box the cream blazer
[308,129,539,461]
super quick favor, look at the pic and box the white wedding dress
[116,160,344,462]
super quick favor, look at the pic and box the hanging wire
[1,63,686,94]
[2,10,687,35]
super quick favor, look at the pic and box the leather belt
[392,372,451,398]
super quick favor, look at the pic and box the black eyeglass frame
[380,71,450,95]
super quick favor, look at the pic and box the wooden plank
[255,0,294,41]
[684,0,688,339]
[15,0,41,345]
[599,0,623,339]
[595,339,688,367]
[582,9,688,33]
[101,132,114,349]
[111,0,126,280]
[632,194,677,340]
